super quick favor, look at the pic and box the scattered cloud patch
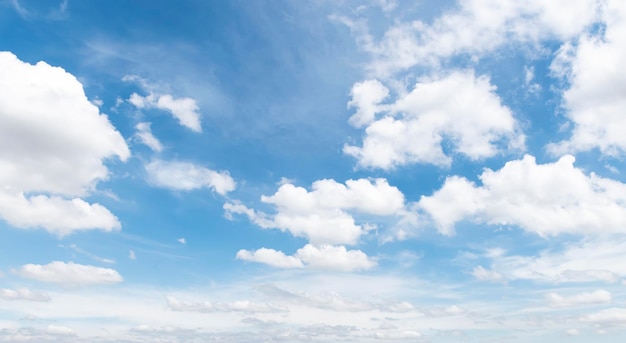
[0,288,51,302]
[16,261,123,287]
[134,122,163,152]
[166,295,287,313]
[145,159,235,195]
[547,290,611,307]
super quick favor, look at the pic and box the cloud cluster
[418,154,626,236]
[0,51,129,236]
[0,288,51,302]
[226,178,406,271]
[344,71,524,169]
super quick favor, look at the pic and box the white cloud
[236,248,304,269]
[580,308,626,326]
[129,250,136,260]
[487,238,626,283]
[145,159,235,195]
[566,328,580,336]
[547,290,611,307]
[418,154,626,236]
[0,192,120,237]
[0,288,50,302]
[237,244,376,272]
[16,261,123,287]
[134,122,163,152]
[0,51,128,235]
[344,71,523,169]
[128,92,202,133]
[226,178,404,245]
[45,324,76,336]
[472,266,505,282]
[548,0,626,156]
[349,0,600,76]
[166,295,287,313]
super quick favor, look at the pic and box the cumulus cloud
[346,0,599,76]
[344,71,523,169]
[134,122,163,152]
[225,178,405,245]
[472,266,505,282]
[547,290,611,307]
[166,295,287,313]
[580,308,626,326]
[0,288,51,302]
[16,261,123,287]
[0,51,128,235]
[548,0,626,157]
[145,159,235,195]
[127,85,202,133]
[237,244,377,272]
[45,324,76,336]
[418,154,626,236]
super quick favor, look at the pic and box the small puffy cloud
[347,79,389,128]
[548,1,626,156]
[16,261,123,287]
[236,248,304,269]
[166,295,286,313]
[0,51,129,235]
[344,71,523,169]
[0,288,50,302]
[177,237,186,244]
[225,178,405,245]
[418,154,626,236]
[128,90,202,133]
[145,159,235,195]
[547,290,611,307]
[0,192,120,237]
[237,244,376,272]
[472,266,505,282]
[134,122,163,152]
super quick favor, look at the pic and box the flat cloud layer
[17,261,123,287]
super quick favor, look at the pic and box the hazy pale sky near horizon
[1,0,626,342]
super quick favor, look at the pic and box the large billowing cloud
[226,178,405,271]
[548,0,626,156]
[344,71,523,169]
[0,51,129,236]
[418,154,626,236]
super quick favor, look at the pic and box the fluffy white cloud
[237,244,376,272]
[580,308,626,326]
[0,51,128,235]
[134,122,163,152]
[419,154,626,236]
[0,192,120,236]
[225,178,404,245]
[548,0,626,156]
[16,261,123,287]
[166,295,286,313]
[236,248,304,269]
[0,288,50,302]
[348,0,600,76]
[129,92,202,132]
[547,290,611,307]
[344,71,523,169]
[145,159,235,195]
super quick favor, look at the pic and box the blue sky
[1,0,626,341]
